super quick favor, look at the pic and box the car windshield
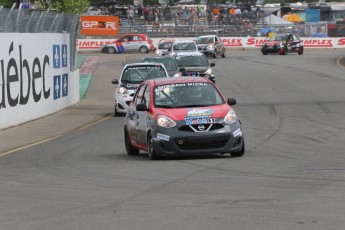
[154,82,224,108]
[173,42,197,51]
[175,55,209,67]
[196,37,214,44]
[269,35,288,41]
[143,58,178,71]
[121,65,167,83]
[158,42,173,49]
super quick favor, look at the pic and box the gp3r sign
[80,16,119,36]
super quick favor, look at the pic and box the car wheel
[107,46,116,54]
[262,49,268,55]
[298,47,304,55]
[212,53,217,58]
[231,141,245,157]
[124,129,139,156]
[139,46,149,53]
[147,133,158,160]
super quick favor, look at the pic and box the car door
[291,34,301,52]
[136,84,151,146]
[127,83,146,145]
[120,35,134,51]
[132,35,145,51]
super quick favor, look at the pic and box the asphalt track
[1,49,345,230]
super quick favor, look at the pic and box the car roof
[152,76,210,86]
[124,62,164,67]
[143,56,175,60]
[174,51,204,56]
[124,62,167,70]
[173,40,196,43]
[197,35,216,38]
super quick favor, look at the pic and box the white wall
[0,33,80,130]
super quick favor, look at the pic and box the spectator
[138,5,143,17]
[143,6,149,21]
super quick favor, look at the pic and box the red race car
[124,77,245,160]
[101,34,155,54]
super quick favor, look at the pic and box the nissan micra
[124,77,245,160]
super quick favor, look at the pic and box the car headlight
[157,115,176,128]
[207,44,214,50]
[205,68,213,75]
[224,109,237,124]
[173,72,182,77]
[156,50,161,55]
[117,86,128,94]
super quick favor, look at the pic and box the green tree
[0,0,14,7]
[51,0,91,14]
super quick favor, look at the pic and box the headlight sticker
[233,128,242,137]
[185,109,215,125]
[157,133,170,141]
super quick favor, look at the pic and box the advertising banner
[80,15,119,36]
[77,37,345,51]
[0,33,79,130]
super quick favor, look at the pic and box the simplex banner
[0,33,80,130]
[77,37,345,51]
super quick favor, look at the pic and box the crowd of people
[96,2,264,28]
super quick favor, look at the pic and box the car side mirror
[111,79,119,84]
[136,103,148,111]
[179,67,185,72]
[210,63,215,67]
[227,98,236,106]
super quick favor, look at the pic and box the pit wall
[77,37,345,51]
[0,33,80,130]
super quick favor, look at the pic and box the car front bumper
[151,121,244,156]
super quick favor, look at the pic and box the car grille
[179,123,224,132]
[182,72,206,77]
[174,134,230,150]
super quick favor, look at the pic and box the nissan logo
[198,125,205,131]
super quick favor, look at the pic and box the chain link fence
[0,7,80,71]
[117,22,329,38]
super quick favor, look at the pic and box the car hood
[120,82,140,90]
[155,104,231,121]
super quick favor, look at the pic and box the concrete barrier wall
[77,37,345,51]
[0,33,80,130]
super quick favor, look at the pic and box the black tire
[231,141,245,157]
[125,129,139,156]
[107,46,116,54]
[212,53,217,58]
[147,134,158,160]
[262,49,268,55]
[139,46,149,53]
[298,47,304,55]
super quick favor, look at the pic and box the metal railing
[117,22,329,38]
[0,7,80,71]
